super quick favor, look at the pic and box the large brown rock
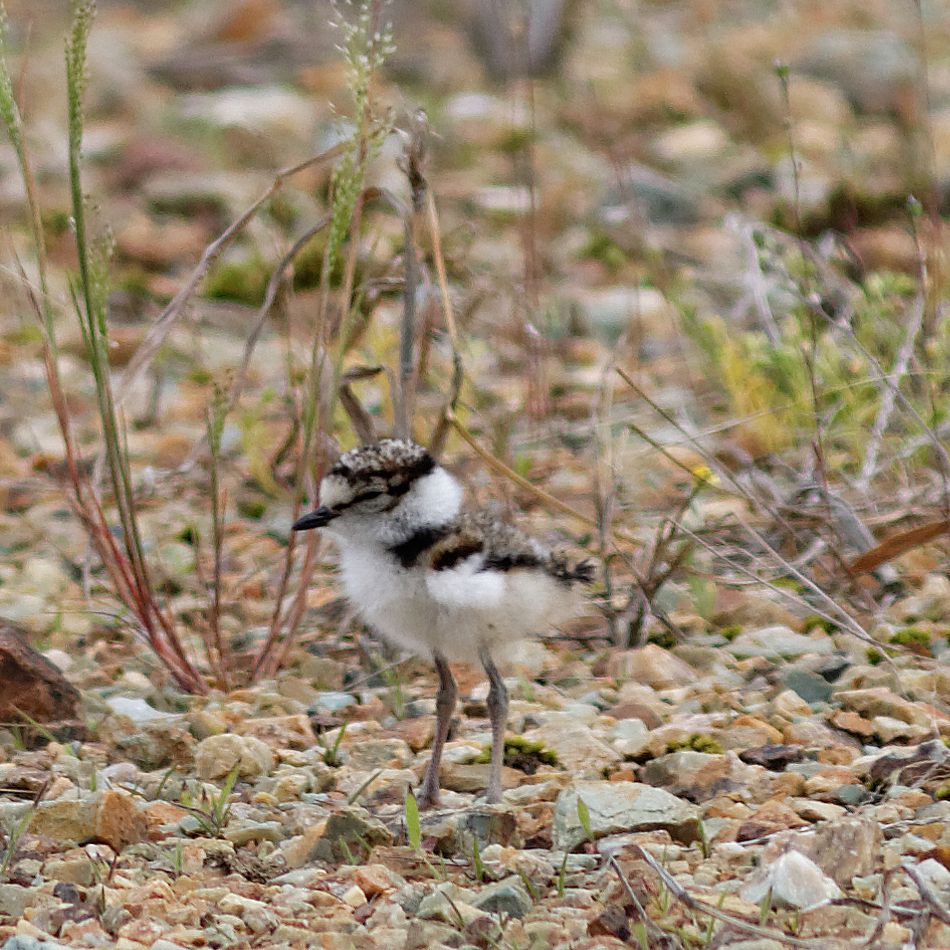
[0,623,81,724]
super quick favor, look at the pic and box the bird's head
[292,438,462,545]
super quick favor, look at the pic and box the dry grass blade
[849,518,948,575]
[339,365,383,444]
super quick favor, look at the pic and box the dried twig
[902,860,950,926]
[623,844,822,948]
[607,854,683,950]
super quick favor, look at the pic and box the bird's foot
[416,771,441,810]
[416,789,440,810]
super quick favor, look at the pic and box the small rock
[741,850,842,910]
[797,29,917,113]
[30,791,146,851]
[639,751,762,803]
[0,623,81,724]
[419,807,520,854]
[195,733,274,780]
[105,696,181,725]
[472,877,533,918]
[727,626,834,660]
[311,806,394,862]
[312,691,358,713]
[390,716,436,752]
[1,940,71,950]
[236,714,317,750]
[224,819,282,844]
[522,721,620,774]
[834,785,868,806]
[0,883,36,919]
[296,655,346,690]
[606,644,698,690]
[345,738,414,771]
[790,817,881,886]
[553,781,701,851]
[96,713,196,771]
[792,799,847,822]
[354,863,403,897]
[828,709,874,738]
[652,119,732,168]
[416,882,477,921]
[835,688,930,727]
[736,799,808,841]
[441,762,522,794]
[570,286,673,345]
[772,689,814,718]
[738,745,805,771]
[914,858,950,892]
[872,715,931,744]
[607,718,650,758]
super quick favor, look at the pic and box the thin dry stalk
[425,189,464,458]
[394,109,429,440]
[607,853,683,948]
[901,860,950,926]
[619,845,822,949]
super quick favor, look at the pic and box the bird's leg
[480,647,508,804]
[417,651,457,810]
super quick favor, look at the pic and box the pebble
[727,626,835,660]
[194,733,274,780]
[553,780,701,851]
[741,850,842,910]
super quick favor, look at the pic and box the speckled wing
[419,511,592,610]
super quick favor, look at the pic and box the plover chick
[292,438,592,807]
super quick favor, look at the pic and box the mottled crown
[330,439,435,485]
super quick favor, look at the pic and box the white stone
[741,850,842,910]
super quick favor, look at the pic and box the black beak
[292,506,339,531]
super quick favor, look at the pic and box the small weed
[321,721,349,766]
[405,790,422,850]
[475,735,558,773]
[577,797,594,844]
[170,839,184,878]
[556,850,569,896]
[338,837,357,865]
[472,835,485,883]
[177,764,239,837]
[889,627,932,653]
[803,614,839,634]
[665,734,723,755]
[0,809,33,879]
[0,780,46,880]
